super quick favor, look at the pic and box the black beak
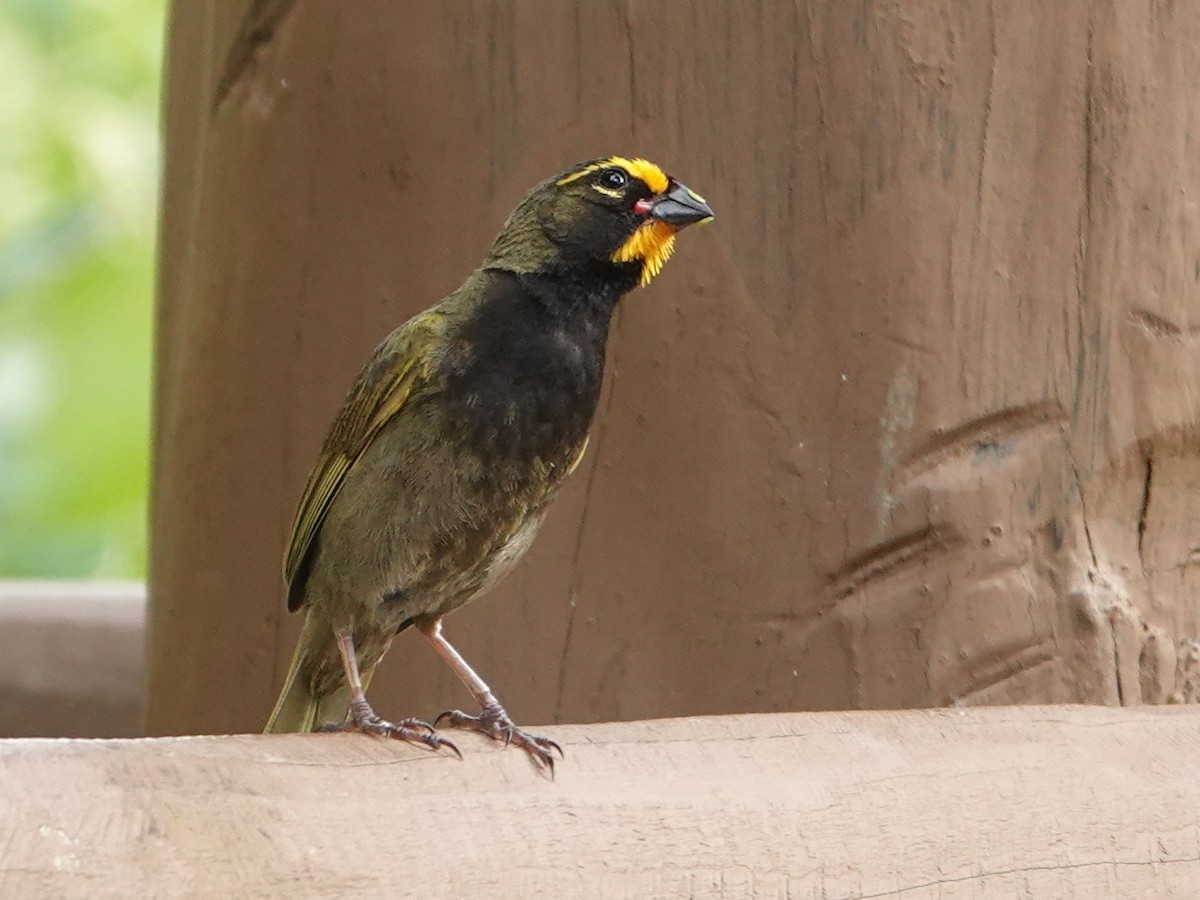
[648,180,714,228]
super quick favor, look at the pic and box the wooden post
[149,2,1200,736]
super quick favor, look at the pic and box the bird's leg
[324,627,460,758]
[418,618,562,773]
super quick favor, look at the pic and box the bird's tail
[264,622,321,733]
[264,614,377,733]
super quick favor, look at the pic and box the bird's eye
[598,168,628,190]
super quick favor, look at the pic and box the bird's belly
[476,512,545,595]
[310,398,581,625]
[392,498,550,621]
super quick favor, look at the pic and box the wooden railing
[3,584,1198,896]
[0,581,144,738]
[2,706,1199,897]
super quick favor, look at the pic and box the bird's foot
[320,701,461,759]
[436,700,562,774]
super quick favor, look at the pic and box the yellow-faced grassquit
[265,156,713,771]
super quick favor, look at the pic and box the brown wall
[148,1,1200,736]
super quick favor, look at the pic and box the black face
[541,164,657,273]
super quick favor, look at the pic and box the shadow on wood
[3,706,1199,898]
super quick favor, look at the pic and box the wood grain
[3,706,1199,898]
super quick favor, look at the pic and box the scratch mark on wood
[842,854,1200,900]
[1136,452,1153,571]
[827,525,959,601]
[954,642,1057,704]
[1129,309,1200,342]
[1065,442,1099,570]
[898,401,1066,483]
[213,0,298,114]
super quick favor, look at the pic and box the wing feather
[283,311,446,606]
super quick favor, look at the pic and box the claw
[434,701,563,775]
[430,734,464,761]
[320,705,460,758]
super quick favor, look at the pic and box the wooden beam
[3,706,1198,897]
[0,582,144,738]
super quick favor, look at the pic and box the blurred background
[0,0,162,579]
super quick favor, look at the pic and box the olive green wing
[283,310,447,610]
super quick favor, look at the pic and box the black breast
[443,269,620,466]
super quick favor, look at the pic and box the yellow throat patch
[612,220,676,287]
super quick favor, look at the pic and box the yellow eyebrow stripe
[557,157,670,194]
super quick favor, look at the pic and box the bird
[264,156,713,771]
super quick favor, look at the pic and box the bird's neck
[509,260,640,323]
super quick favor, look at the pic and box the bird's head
[485,156,714,289]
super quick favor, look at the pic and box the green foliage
[0,0,162,577]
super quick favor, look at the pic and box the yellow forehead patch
[612,220,677,287]
[557,156,670,194]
